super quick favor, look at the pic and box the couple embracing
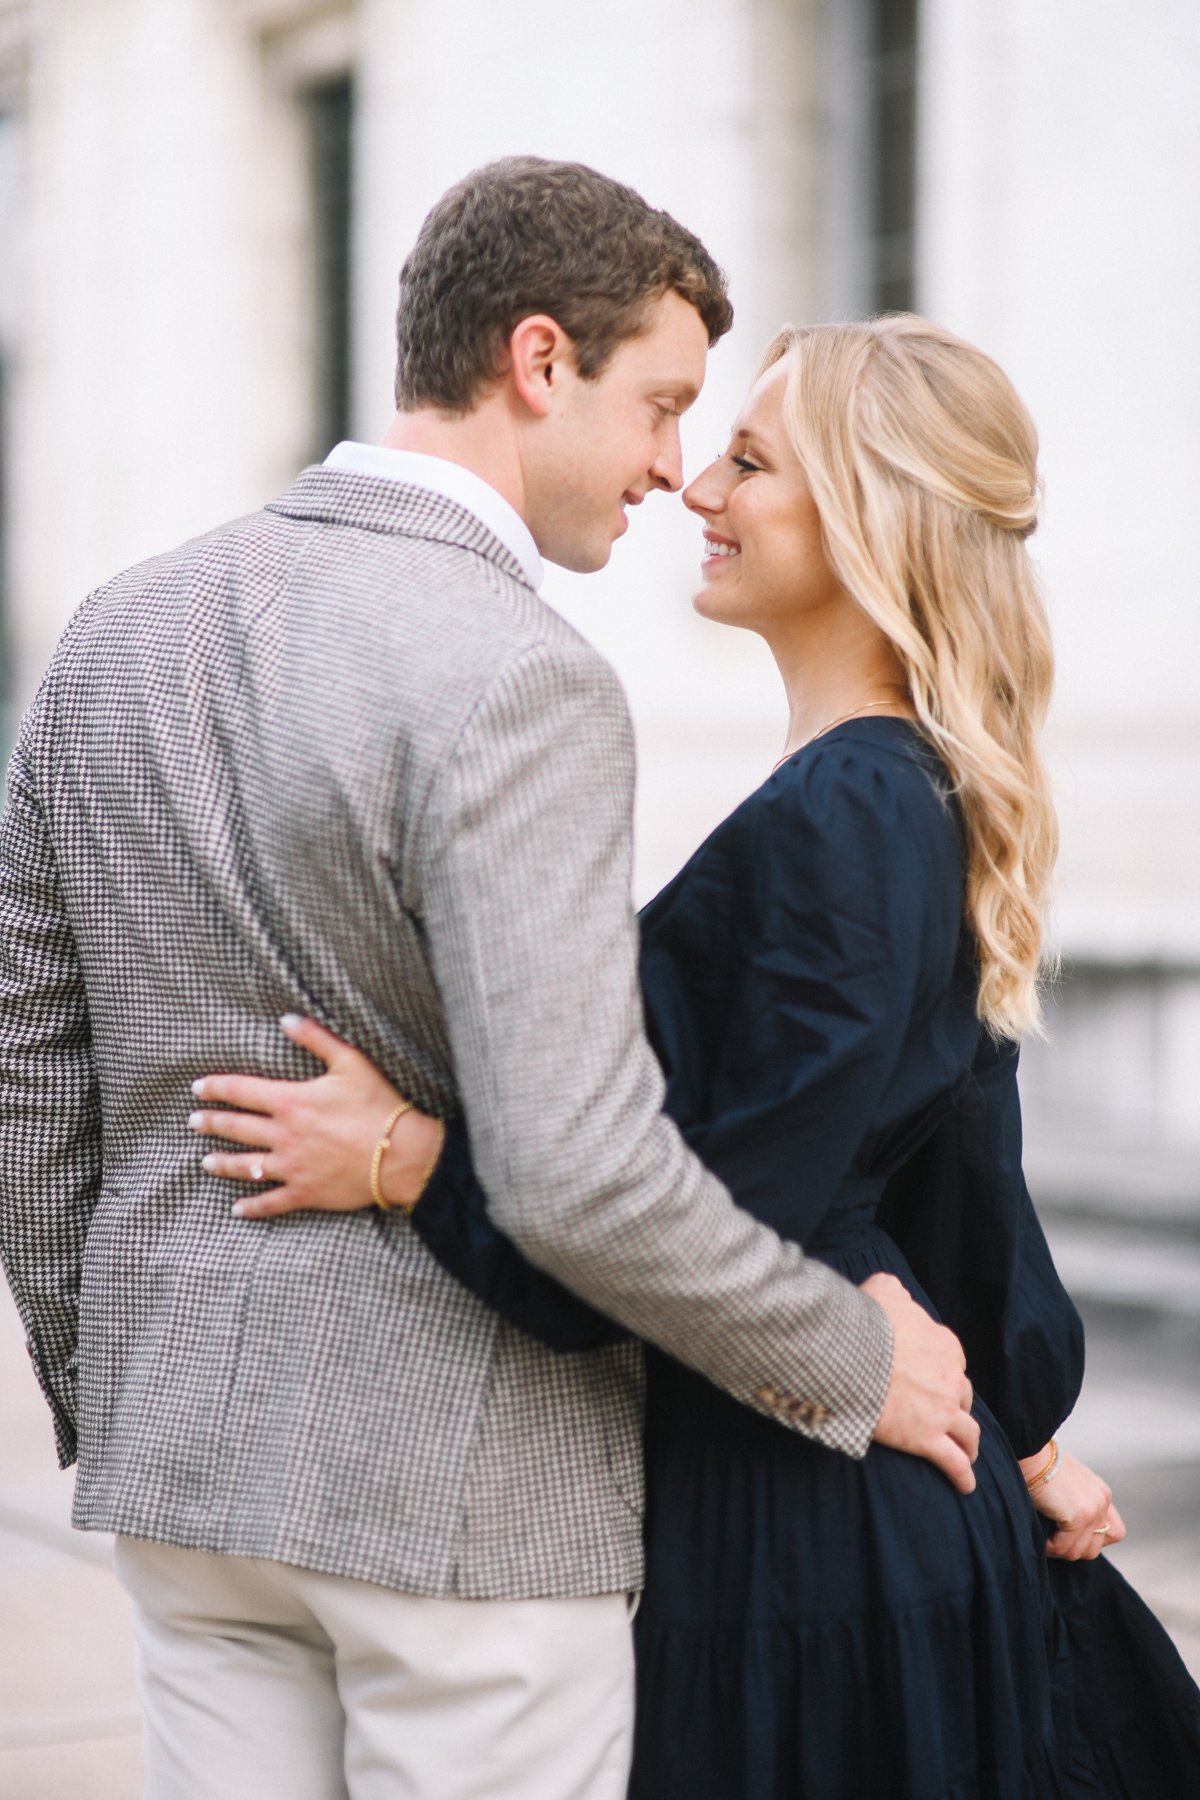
[2,157,1197,1798]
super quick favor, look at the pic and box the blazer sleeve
[876,1033,1085,1457]
[409,1118,629,1353]
[410,638,894,1457]
[0,714,103,1468]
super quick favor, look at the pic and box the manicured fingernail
[280,1014,302,1031]
[201,1154,217,1173]
[231,1201,248,1218]
[191,1079,206,1098]
[188,1112,204,1131]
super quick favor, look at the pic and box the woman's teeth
[707,542,740,558]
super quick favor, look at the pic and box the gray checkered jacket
[0,470,892,1599]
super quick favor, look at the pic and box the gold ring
[1092,1525,1111,1535]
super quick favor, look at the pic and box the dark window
[304,75,355,459]
[868,0,919,312]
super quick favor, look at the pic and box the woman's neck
[768,614,912,763]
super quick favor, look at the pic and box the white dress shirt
[323,441,543,591]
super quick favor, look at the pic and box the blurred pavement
[1,1197,1198,1797]
[0,1292,141,1798]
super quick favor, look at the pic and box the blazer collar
[266,466,536,591]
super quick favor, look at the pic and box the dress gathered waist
[805,1177,888,1254]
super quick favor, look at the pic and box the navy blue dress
[413,720,1200,1797]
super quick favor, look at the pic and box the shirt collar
[322,442,544,591]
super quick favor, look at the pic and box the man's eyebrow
[658,381,700,408]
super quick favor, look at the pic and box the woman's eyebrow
[733,427,771,458]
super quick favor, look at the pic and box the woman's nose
[683,459,726,516]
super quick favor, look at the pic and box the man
[0,158,977,1799]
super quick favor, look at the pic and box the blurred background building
[0,0,1197,1155]
[0,1,1197,1790]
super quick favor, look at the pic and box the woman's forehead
[731,361,797,461]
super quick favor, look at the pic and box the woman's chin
[692,585,740,627]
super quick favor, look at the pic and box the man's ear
[508,314,573,419]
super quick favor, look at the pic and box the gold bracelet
[370,1101,414,1210]
[409,1120,446,1210]
[1024,1438,1059,1493]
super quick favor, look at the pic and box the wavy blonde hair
[761,315,1057,1039]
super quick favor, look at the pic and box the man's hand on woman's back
[861,1272,980,1494]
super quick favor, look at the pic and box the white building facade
[0,0,1197,1178]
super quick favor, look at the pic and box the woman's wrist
[378,1109,446,1212]
[1018,1439,1060,1494]
[370,1101,414,1208]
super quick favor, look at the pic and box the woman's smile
[701,530,741,567]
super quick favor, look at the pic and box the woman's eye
[731,454,761,473]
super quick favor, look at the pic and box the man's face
[523,289,710,573]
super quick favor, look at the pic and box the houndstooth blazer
[0,470,893,1599]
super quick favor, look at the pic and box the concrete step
[1024,1135,1200,1238]
[1043,1215,1200,1326]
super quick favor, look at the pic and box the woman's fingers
[192,1071,292,1114]
[1104,1502,1127,1544]
[202,1150,277,1186]
[229,1167,374,1218]
[200,1145,372,1217]
[191,1013,348,1115]
[190,1018,405,1218]
[231,1183,383,1220]
[1047,1523,1112,1561]
[1069,1497,1126,1561]
[231,1178,335,1220]
[231,1185,301,1219]
[190,1108,279,1149]
[280,1013,351,1068]
[1029,1447,1123,1561]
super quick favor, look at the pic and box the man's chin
[544,539,614,576]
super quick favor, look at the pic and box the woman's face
[684,360,845,636]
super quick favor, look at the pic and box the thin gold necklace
[772,697,908,774]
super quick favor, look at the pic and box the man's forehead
[637,289,710,356]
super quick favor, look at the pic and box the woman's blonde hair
[761,315,1057,1039]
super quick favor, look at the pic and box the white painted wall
[7,0,320,691]
[917,0,1200,961]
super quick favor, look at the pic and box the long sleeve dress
[409,718,1200,1797]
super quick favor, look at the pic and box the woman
[192,317,1200,1795]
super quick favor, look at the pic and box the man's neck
[380,405,528,522]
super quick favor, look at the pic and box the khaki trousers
[113,1538,635,1800]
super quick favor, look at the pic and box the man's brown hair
[394,156,733,414]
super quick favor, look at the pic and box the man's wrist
[857,1284,896,1448]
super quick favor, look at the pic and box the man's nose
[649,423,685,493]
